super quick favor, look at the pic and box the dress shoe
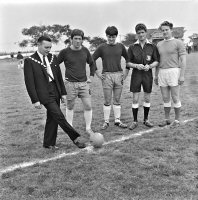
[73,137,86,149]
[43,145,59,150]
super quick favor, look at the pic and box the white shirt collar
[37,51,46,61]
[134,39,151,45]
[36,51,54,81]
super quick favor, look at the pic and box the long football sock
[143,102,150,121]
[84,110,92,131]
[113,104,121,123]
[103,105,111,123]
[132,103,139,122]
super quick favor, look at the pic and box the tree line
[19,24,190,51]
[19,24,137,51]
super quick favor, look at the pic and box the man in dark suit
[23,36,86,149]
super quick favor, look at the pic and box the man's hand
[123,69,129,80]
[86,77,92,83]
[95,69,105,80]
[87,76,95,83]
[178,76,185,85]
[143,64,150,71]
[34,102,42,109]
[136,64,145,70]
[154,77,158,85]
[96,73,105,80]
[61,95,67,104]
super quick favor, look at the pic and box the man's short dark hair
[159,21,173,30]
[37,35,52,43]
[71,29,84,39]
[105,26,118,36]
[135,23,147,33]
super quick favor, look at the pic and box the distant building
[146,27,185,44]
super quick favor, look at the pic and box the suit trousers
[43,81,80,146]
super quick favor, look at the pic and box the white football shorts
[158,68,180,87]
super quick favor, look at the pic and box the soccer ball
[90,132,104,148]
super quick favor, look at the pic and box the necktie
[43,55,47,71]
[43,55,53,81]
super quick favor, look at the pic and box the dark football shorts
[130,69,153,93]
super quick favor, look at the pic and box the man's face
[161,25,172,39]
[71,35,83,49]
[106,35,117,45]
[38,40,52,56]
[136,29,147,42]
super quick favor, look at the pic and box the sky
[0,0,198,52]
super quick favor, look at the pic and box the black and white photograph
[0,0,198,199]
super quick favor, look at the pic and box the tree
[189,33,198,51]
[18,39,29,53]
[189,33,198,40]
[18,39,29,48]
[21,24,72,46]
[89,37,107,50]
[172,27,185,39]
[64,38,71,47]
[122,33,137,47]
[84,36,91,42]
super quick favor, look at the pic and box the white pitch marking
[0,117,198,175]
[0,151,81,175]
[183,118,197,123]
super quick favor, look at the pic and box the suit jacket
[24,52,66,105]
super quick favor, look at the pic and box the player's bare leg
[113,87,127,128]
[170,85,181,127]
[81,97,93,134]
[102,88,112,129]
[66,99,75,126]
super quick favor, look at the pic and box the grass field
[0,53,198,200]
